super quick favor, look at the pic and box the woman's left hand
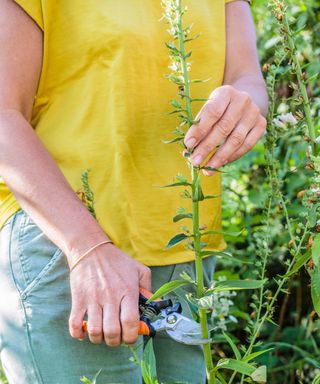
[183,85,267,176]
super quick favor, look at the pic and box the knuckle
[217,119,232,136]
[243,140,255,151]
[123,334,139,345]
[143,266,152,278]
[104,328,121,340]
[122,318,139,329]
[213,153,227,166]
[87,326,102,337]
[69,317,81,331]
[240,91,251,104]
[259,116,267,129]
[229,133,245,147]
[202,143,214,154]
[221,84,233,94]
[205,104,223,121]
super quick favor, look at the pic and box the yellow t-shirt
[0,0,235,265]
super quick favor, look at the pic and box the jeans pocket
[9,210,64,299]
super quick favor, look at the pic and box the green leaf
[311,268,320,316]
[141,339,159,384]
[204,194,221,199]
[193,176,204,202]
[201,229,243,237]
[170,99,182,109]
[312,371,320,384]
[215,358,255,376]
[165,233,189,249]
[202,166,224,173]
[190,77,212,83]
[80,369,102,384]
[207,279,267,294]
[147,280,192,302]
[312,234,320,267]
[222,332,241,360]
[251,365,267,383]
[282,250,311,278]
[242,348,274,363]
[173,213,193,222]
[161,137,184,144]
[160,182,191,188]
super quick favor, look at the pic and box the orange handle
[83,319,150,336]
[138,320,150,336]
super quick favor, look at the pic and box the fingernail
[203,169,213,176]
[185,137,197,149]
[78,338,84,342]
[191,154,203,166]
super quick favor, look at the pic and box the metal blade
[163,313,211,345]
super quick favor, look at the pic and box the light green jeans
[0,210,216,384]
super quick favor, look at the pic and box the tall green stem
[176,1,214,381]
[282,13,317,156]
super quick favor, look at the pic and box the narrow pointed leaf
[222,332,241,360]
[147,280,192,302]
[141,339,158,384]
[162,137,184,144]
[165,233,189,249]
[193,176,204,202]
[312,234,320,267]
[173,213,193,222]
[160,182,191,188]
[216,359,255,376]
[201,229,243,237]
[311,268,320,316]
[207,279,267,294]
[282,250,311,278]
[242,348,274,363]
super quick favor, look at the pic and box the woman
[0,0,268,383]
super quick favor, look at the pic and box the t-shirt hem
[138,241,228,267]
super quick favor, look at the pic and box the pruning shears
[138,288,210,345]
[82,288,210,345]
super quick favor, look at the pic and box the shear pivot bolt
[167,314,177,324]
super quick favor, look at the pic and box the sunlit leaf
[207,279,267,294]
[282,250,311,278]
[215,358,256,376]
[251,365,267,383]
[147,280,192,302]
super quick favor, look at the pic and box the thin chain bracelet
[69,239,114,272]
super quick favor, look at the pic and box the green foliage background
[216,1,320,383]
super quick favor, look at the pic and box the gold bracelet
[69,239,113,272]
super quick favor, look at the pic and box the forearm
[223,74,269,117]
[0,109,108,265]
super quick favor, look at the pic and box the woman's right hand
[68,242,151,347]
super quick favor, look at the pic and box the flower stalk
[161,0,214,381]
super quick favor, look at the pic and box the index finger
[184,86,231,149]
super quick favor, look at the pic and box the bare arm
[184,0,268,173]
[0,0,150,346]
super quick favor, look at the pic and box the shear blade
[166,319,211,345]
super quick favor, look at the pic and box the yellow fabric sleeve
[14,0,44,30]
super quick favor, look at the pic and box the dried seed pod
[307,236,314,250]
[297,190,306,199]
